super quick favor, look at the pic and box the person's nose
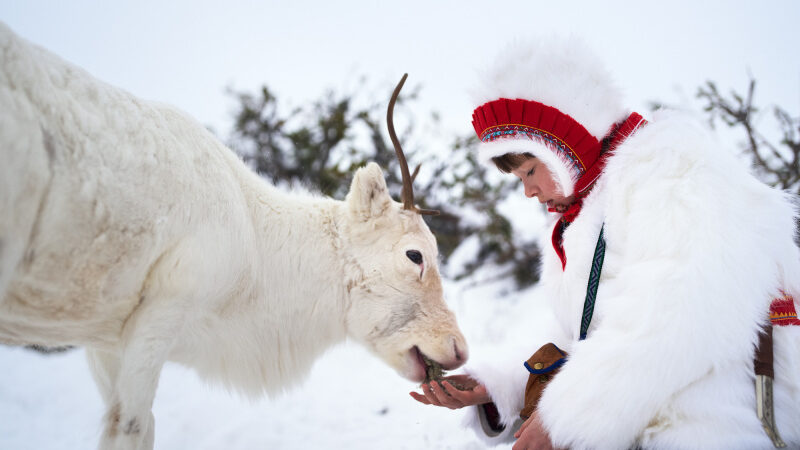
[524,181,538,198]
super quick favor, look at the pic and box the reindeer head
[342,75,467,382]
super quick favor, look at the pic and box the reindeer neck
[236,164,351,339]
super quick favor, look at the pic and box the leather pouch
[520,343,568,419]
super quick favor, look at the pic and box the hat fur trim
[478,138,576,197]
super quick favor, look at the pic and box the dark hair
[490,152,535,173]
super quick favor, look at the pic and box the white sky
[2,0,799,141]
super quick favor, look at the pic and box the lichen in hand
[421,355,476,391]
[422,355,444,384]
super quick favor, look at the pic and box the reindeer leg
[97,235,223,450]
[89,347,154,450]
[97,294,183,450]
[87,348,120,405]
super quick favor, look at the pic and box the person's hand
[512,412,558,450]
[408,375,491,409]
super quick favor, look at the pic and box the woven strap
[580,225,606,340]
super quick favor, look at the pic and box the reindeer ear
[347,162,393,220]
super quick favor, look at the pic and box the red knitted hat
[472,98,602,194]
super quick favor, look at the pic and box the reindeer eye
[406,250,423,265]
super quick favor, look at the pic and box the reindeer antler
[387,74,439,216]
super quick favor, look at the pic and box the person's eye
[527,167,535,177]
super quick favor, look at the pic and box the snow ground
[0,275,546,449]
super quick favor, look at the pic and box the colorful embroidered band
[479,124,586,175]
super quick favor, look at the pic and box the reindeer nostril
[453,340,463,362]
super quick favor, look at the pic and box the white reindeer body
[0,22,466,449]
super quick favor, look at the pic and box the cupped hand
[408,375,491,409]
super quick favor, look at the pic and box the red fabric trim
[771,293,800,326]
[549,202,582,270]
[551,221,567,270]
[575,112,646,195]
[548,112,647,269]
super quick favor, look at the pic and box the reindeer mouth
[411,345,445,383]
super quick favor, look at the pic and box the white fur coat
[463,111,800,449]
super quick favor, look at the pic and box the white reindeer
[0,23,467,450]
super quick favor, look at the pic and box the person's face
[510,157,575,210]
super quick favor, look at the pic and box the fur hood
[471,38,630,197]
[463,110,800,449]
[471,37,628,140]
